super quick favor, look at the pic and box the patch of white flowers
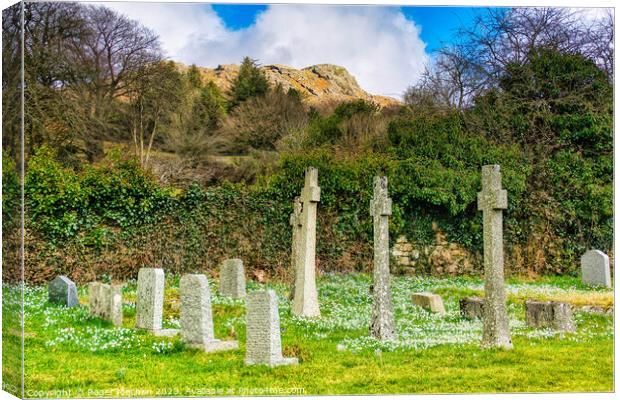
[151,341,174,354]
[45,326,141,353]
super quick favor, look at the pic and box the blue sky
[102,2,500,97]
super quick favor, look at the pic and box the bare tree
[125,61,183,168]
[405,7,614,110]
[65,4,163,161]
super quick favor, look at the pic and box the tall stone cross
[369,176,396,341]
[288,197,303,300]
[477,165,512,349]
[292,167,321,317]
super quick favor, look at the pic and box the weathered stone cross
[477,165,512,349]
[289,197,302,300]
[369,176,396,341]
[292,167,321,317]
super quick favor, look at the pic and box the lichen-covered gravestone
[136,268,178,336]
[48,276,79,307]
[460,297,484,320]
[219,258,246,299]
[369,176,396,341]
[292,167,321,317]
[245,290,298,367]
[525,301,575,332]
[288,196,303,300]
[477,165,512,349]
[411,292,445,315]
[88,282,123,326]
[180,274,238,352]
[581,250,611,288]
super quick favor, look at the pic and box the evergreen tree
[229,57,269,109]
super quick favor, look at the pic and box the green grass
[3,274,614,397]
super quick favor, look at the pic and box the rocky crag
[178,62,401,108]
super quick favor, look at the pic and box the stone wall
[391,222,479,276]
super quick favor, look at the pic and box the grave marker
[220,258,246,299]
[181,274,238,352]
[460,297,484,320]
[369,176,396,341]
[411,292,446,315]
[477,165,512,349]
[289,197,303,300]
[88,282,123,326]
[525,300,575,332]
[48,276,78,307]
[292,167,321,317]
[136,268,178,336]
[245,290,298,367]
[581,250,611,288]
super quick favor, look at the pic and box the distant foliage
[228,57,269,109]
[25,147,174,243]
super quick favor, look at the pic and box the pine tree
[229,57,269,109]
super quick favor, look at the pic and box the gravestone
[292,167,321,317]
[88,282,123,326]
[460,297,484,320]
[288,197,303,300]
[180,274,238,352]
[48,276,79,307]
[136,268,178,336]
[220,258,246,299]
[411,292,445,315]
[245,290,298,367]
[581,250,611,288]
[525,300,575,332]
[477,165,512,349]
[369,176,396,341]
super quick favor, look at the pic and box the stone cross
[245,290,298,367]
[48,276,79,307]
[581,250,611,288]
[88,282,123,326]
[181,274,238,352]
[219,258,246,299]
[136,268,179,336]
[369,176,396,341]
[292,167,321,317]
[477,165,512,349]
[288,197,303,300]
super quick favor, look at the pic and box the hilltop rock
[177,62,401,108]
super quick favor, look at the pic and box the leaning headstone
[88,282,123,326]
[477,165,512,349]
[245,290,298,367]
[369,176,396,341]
[460,297,485,320]
[411,292,446,315]
[525,300,575,332]
[181,274,238,352]
[288,197,303,300]
[220,259,246,299]
[581,250,611,288]
[136,268,178,336]
[48,276,79,307]
[292,167,321,317]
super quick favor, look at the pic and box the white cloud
[98,3,428,98]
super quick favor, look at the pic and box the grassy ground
[3,274,614,397]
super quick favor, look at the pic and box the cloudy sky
[96,3,607,98]
[96,2,494,98]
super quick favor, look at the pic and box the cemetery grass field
[4,274,613,397]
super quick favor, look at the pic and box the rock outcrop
[177,62,401,108]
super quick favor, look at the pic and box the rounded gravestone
[581,250,611,288]
[48,276,78,307]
